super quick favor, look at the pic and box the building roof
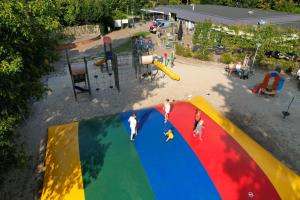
[145,4,300,27]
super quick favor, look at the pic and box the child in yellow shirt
[164,129,174,142]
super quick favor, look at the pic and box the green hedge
[220,52,246,64]
[134,31,151,38]
[193,50,213,61]
[259,57,298,72]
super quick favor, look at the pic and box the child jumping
[193,119,204,141]
[163,99,171,123]
[128,112,137,141]
[164,129,174,142]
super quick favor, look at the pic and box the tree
[191,0,201,4]
[256,0,272,9]
[0,0,61,177]
[169,0,181,5]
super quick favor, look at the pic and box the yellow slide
[153,60,180,81]
[94,58,106,66]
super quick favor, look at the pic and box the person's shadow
[137,109,153,130]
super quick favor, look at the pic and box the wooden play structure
[252,70,285,96]
[66,50,91,100]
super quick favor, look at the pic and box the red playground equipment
[252,71,285,96]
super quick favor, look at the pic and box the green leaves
[193,21,299,70]
[193,20,214,48]
[0,0,61,176]
[0,56,23,74]
[169,0,181,5]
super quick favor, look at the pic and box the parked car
[149,20,170,33]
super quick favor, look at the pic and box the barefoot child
[194,119,204,141]
[163,99,171,123]
[193,109,201,132]
[164,129,174,142]
[128,113,137,141]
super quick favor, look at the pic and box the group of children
[128,99,205,142]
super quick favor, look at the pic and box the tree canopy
[0,0,61,177]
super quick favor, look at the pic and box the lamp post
[251,43,261,74]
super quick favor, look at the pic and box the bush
[220,52,247,64]
[0,115,28,182]
[193,50,213,61]
[112,10,127,20]
[259,57,298,72]
[220,53,234,64]
[233,52,247,62]
[175,43,192,57]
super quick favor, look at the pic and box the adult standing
[128,113,137,141]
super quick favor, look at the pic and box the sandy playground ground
[0,25,299,200]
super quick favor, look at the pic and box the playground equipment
[93,52,120,92]
[252,70,285,96]
[95,36,113,72]
[141,55,180,81]
[138,37,154,54]
[41,96,300,200]
[93,36,120,92]
[132,36,179,82]
[66,50,91,100]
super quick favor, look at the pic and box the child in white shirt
[163,99,171,123]
[128,113,137,141]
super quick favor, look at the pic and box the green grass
[134,31,151,38]
[113,39,133,54]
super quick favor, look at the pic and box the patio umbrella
[178,21,183,41]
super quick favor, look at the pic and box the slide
[94,58,106,66]
[153,60,180,81]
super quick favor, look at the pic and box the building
[142,4,300,30]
